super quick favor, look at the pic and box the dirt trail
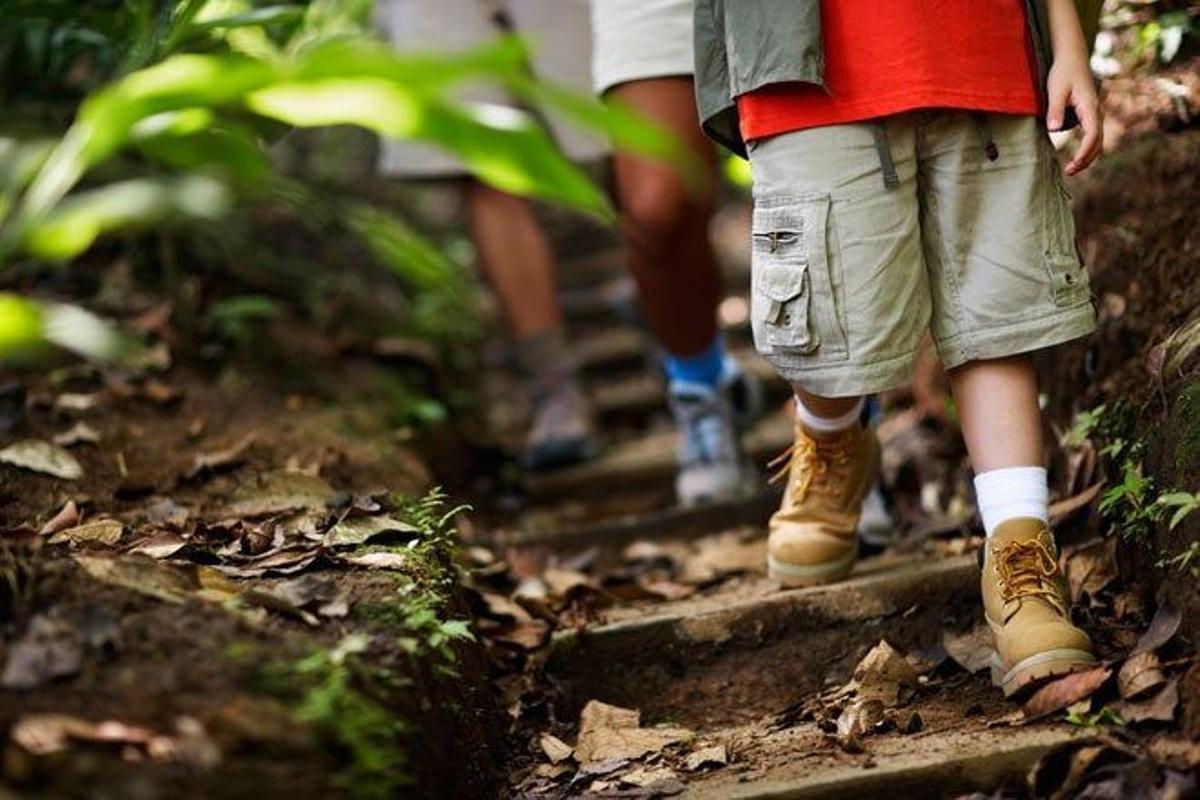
[473,121,1200,798]
[0,65,1198,799]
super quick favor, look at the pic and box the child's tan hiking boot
[766,420,879,587]
[982,518,1096,697]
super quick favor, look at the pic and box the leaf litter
[0,440,84,480]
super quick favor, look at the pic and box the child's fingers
[1066,96,1103,175]
[1046,81,1069,132]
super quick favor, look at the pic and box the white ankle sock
[974,466,1049,536]
[795,396,864,434]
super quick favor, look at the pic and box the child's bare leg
[946,355,1042,472]
[949,354,1094,696]
[947,355,1048,535]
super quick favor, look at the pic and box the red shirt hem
[739,88,1040,143]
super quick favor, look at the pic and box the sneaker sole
[766,546,857,588]
[989,649,1097,698]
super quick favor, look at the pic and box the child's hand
[1046,55,1103,175]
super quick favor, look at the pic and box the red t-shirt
[737,0,1041,142]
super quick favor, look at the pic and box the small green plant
[1099,460,1158,543]
[392,589,474,678]
[1065,403,1107,446]
[288,635,411,799]
[1064,705,1125,728]
[1155,490,1200,531]
[1158,540,1200,578]
[206,293,278,345]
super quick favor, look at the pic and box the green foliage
[1158,540,1200,577]
[1155,490,1200,531]
[1136,10,1193,64]
[1099,460,1158,543]
[1065,403,1107,447]
[288,635,412,798]
[206,293,278,345]
[1064,705,1125,728]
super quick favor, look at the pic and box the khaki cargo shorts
[746,111,1096,397]
[374,0,606,178]
[591,0,693,94]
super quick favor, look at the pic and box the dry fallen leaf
[323,515,416,548]
[942,624,995,674]
[845,640,921,706]
[48,519,124,547]
[618,766,684,794]
[677,529,765,585]
[1117,651,1167,700]
[12,714,157,755]
[540,733,574,764]
[477,591,534,625]
[1022,666,1111,721]
[1048,482,1104,527]
[184,434,255,480]
[53,422,101,447]
[836,698,886,753]
[74,554,199,604]
[684,744,728,771]
[490,620,551,651]
[1064,538,1118,603]
[54,393,103,414]
[1114,677,1178,724]
[1133,604,1181,654]
[225,471,335,518]
[573,701,691,766]
[0,440,83,480]
[39,500,80,536]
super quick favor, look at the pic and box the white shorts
[591,0,694,95]
[375,0,607,178]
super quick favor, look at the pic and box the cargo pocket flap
[759,258,808,305]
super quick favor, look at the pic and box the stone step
[555,246,629,291]
[507,489,781,553]
[683,715,1082,799]
[546,553,980,727]
[576,327,653,376]
[522,412,794,500]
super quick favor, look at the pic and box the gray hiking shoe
[522,376,597,471]
[668,373,757,508]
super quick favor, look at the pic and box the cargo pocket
[1042,149,1090,307]
[750,196,848,362]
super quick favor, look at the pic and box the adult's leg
[607,77,722,358]
[467,182,562,340]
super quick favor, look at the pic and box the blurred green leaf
[247,79,612,217]
[25,174,229,260]
[0,294,137,364]
[345,203,460,291]
[137,122,271,182]
[0,292,45,362]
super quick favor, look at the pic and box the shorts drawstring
[872,123,900,190]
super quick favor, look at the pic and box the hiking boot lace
[767,431,850,500]
[992,537,1067,615]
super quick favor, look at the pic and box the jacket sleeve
[693,0,747,157]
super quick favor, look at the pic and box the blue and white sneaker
[668,362,759,508]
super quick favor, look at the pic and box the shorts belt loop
[872,122,900,190]
[974,112,999,161]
